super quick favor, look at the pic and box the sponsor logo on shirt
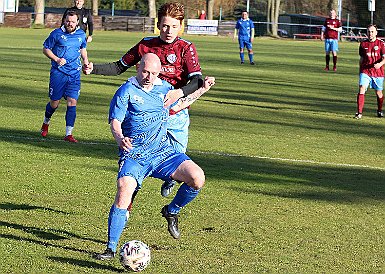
[161,65,175,74]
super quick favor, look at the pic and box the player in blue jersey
[234,11,255,65]
[40,10,89,143]
[94,53,215,260]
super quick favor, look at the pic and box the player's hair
[367,24,378,30]
[158,2,184,23]
[66,10,79,20]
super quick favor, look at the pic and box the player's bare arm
[164,74,204,107]
[110,119,133,151]
[80,48,89,66]
[171,76,215,112]
[43,48,66,66]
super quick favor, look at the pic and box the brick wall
[4,12,32,28]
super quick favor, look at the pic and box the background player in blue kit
[94,53,214,260]
[40,11,89,143]
[234,11,255,65]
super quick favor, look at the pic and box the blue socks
[167,183,201,214]
[240,52,245,62]
[249,53,254,63]
[107,205,127,252]
[45,103,57,119]
[65,106,76,127]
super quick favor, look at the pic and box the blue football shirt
[235,18,254,39]
[43,26,87,76]
[109,76,174,160]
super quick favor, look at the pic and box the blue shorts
[239,38,252,50]
[359,73,384,91]
[117,151,190,189]
[49,69,81,101]
[167,109,190,153]
[324,39,339,52]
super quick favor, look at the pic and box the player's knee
[191,168,205,190]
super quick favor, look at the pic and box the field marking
[3,134,385,171]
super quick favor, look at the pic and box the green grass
[1,27,385,273]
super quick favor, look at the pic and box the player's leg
[331,40,339,71]
[239,39,245,64]
[64,74,81,142]
[162,158,205,239]
[95,175,137,260]
[324,40,331,70]
[373,77,384,117]
[161,112,189,197]
[41,70,65,137]
[64,97,78,142]
[246,42,254,65]
[356,73,370,119]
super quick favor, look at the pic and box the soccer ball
[120,240,151,272]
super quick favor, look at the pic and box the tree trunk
[267,0,272,34]
[271,0,280,37]
[34,0,45,26]
[207,0,214,20]
[328,0,339,11]
[148,0,156,18]
[92,0,98,16]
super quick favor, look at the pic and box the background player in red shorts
[355,24,385,119]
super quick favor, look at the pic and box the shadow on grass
[48,256,123,272]
[0,220,104,244]
[189,152,385,204]
[0,127,117,160]
[1,233,90,254]
[0,202,68,214]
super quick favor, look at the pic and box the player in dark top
[320,9,342,71]
[63,0,93,43]
[355,24,385,119]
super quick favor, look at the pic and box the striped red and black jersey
[120,36,202,89]
[359,38,385,77]
[323,18,341,40]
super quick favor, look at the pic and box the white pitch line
[3,135,385,171]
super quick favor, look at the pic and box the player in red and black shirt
[88,3,215,260]
[320,9,342,71]
[355,24,385,119]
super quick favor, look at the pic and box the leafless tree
[92,0,98,16]
[267,0,280,36]
[34,0,45,26]
[148,0,156,18]
[207,0,214,20]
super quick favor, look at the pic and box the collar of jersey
[130,76,163,92]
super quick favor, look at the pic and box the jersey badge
[374,46,379,50]
[167,54,177,64]
[133,95,144,104]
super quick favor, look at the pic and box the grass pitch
[0,27,385,273]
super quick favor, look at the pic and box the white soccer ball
[120,240,151,272]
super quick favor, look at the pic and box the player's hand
[119,137,133,151]
[164,89,184,107]
[203,76,215,90]
[56,58,66,66]
[87,36,93,43]
[83,62,93,75]
[374,63,382,70]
